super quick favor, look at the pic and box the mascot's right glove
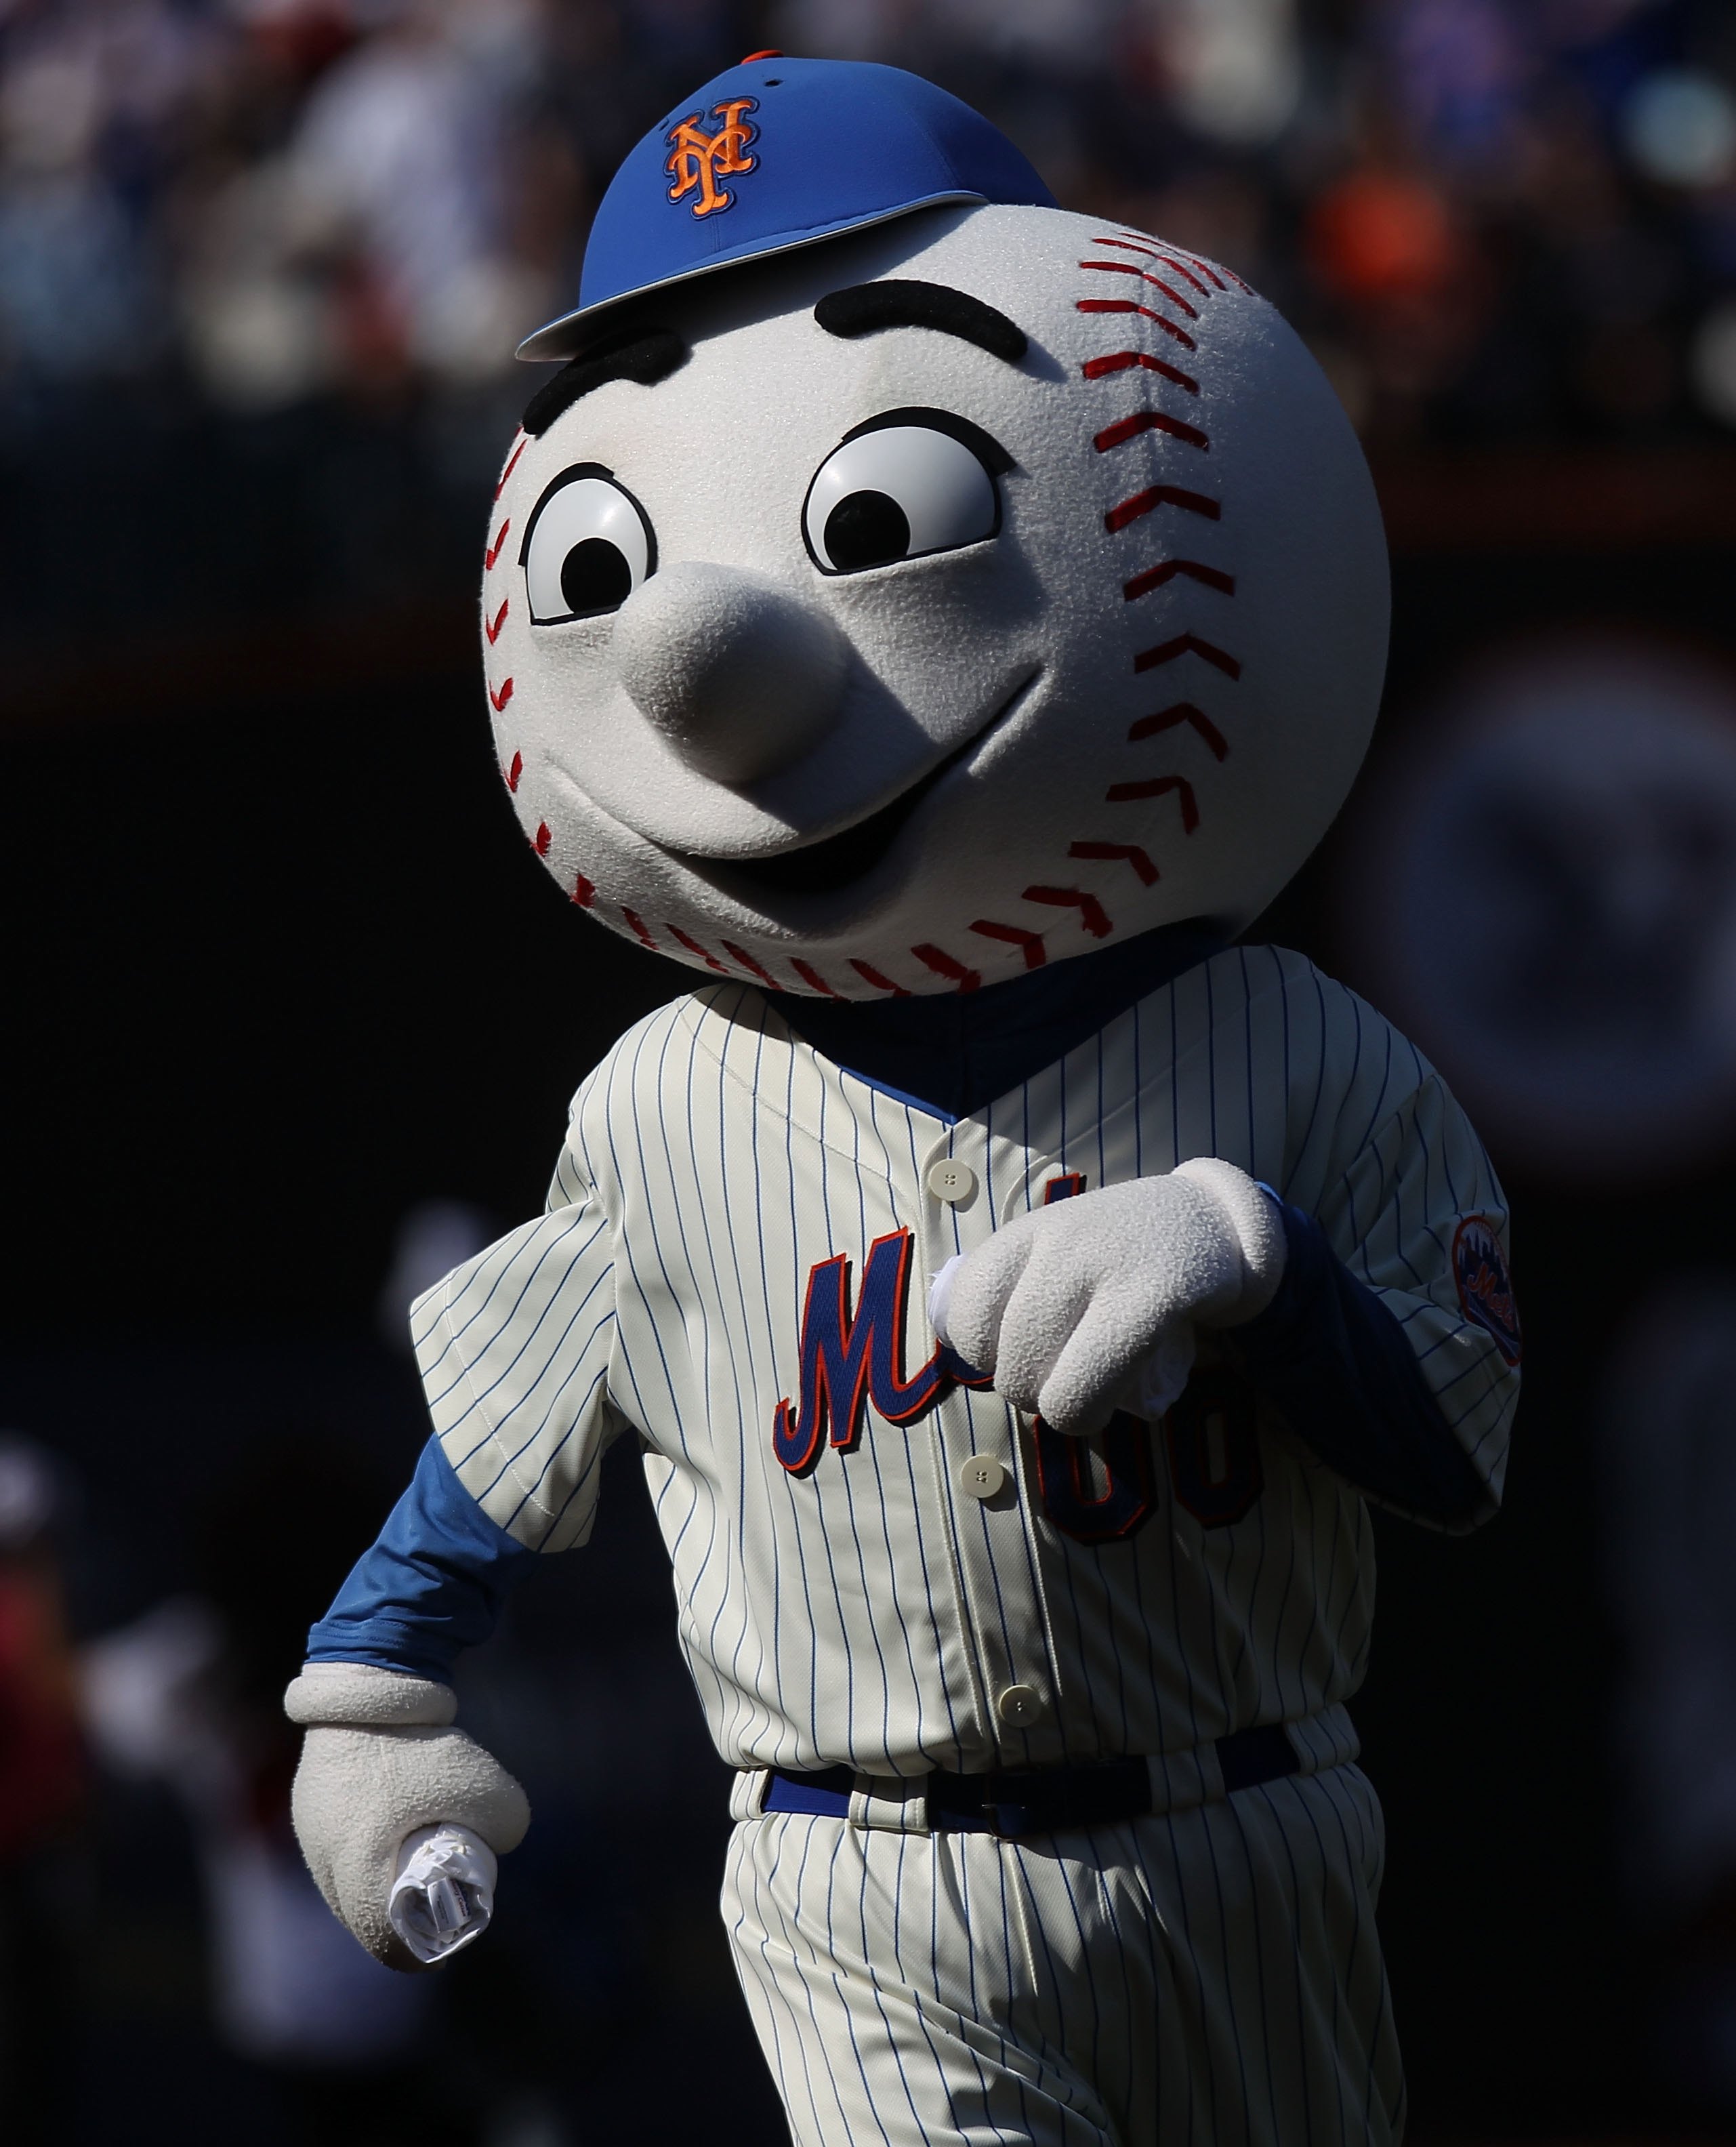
[285,1661,530,1971]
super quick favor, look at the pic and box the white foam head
[483,203,1388,997]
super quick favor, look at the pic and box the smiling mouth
[676,671,1040,901]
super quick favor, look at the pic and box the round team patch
[1452,1216,1521,1365]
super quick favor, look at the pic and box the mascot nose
[612,562,848,783]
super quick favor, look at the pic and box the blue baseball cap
[516,54,1056,361]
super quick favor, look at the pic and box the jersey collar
[767,920,1228,1122]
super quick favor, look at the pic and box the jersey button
[957,1453,1007,1500]
[997,1684,1041,1727]
[926,1158,977,1206]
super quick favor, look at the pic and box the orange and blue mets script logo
[665,98,758,219]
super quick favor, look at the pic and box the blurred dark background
[5,0,1736,2141]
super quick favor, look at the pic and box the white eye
[520,465,655,623]
[802,409,1007,575]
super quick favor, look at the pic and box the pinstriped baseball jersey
[411,942,1516,1784]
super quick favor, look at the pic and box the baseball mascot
[288,55,1521,2146]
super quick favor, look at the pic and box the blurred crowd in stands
[2,0,1735,474]
[0,0,1731,645]
[0,1214,776,2144]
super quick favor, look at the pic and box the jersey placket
[911,1115,1062,1767]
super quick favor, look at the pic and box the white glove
[930,1159,1285,1436]
[285,1661,530,1971]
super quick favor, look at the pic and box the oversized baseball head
[484,56,1388,998]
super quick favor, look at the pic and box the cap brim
[515,190,986,363]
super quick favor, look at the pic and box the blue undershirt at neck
[766,920,1227,1121]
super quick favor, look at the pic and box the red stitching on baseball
[1123,560,1235,601]
[1119,234,1250,294]
[1069,839,1159,886]
[1082,350,1199,394]
[1106,485,1220,531]
[572,871,594,907]
[1096,409,1210,453]
[1022,886,1113,939]
[669,924,730,974]
[505,750,523,792]
[1135,276,1198,319]
[1094,237,1161,257]
[849,959,909,996]
[1134,634,1241,680]
[912,943,982,993]
[970,918,1048,968]
[534,821,552,855]
[723,940,780,987]
[1128,702,1231,760]
[1106,775,1200,832]
[493,437,526,499]
[485,599,508,644]
[484,520,510,571]
[1075,299,1196,351]
[792,958,841,998]
[1152,254,1211,296]
[1079,263,1199,320]
[489,677,514,712]
[621,907,657,947]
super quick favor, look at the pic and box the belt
[760,1723,1301,1839]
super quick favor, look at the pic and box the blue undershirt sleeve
[1220,1201,1489,1524]
[306,1436,541,1683]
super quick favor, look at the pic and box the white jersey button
[997,1683,1041,1727]
[957,1454,1006,1500]
[925,1158,977,1205]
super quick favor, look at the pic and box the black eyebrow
[522,327,689,436]
[814,281,1027,364]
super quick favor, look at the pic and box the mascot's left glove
[932,1158,1286,1436]
[285,1661,530,1971]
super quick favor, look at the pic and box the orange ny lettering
[665,98,759,219]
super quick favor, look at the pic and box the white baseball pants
[723,1764,1402,2146]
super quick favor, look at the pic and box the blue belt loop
[762,1765,856,1819]
[1218,1721,1300,1795]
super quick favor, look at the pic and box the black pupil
[560,537,633,615]
[824,491,910,572]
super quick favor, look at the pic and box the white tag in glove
[1127,1323,1195,1423]
[928,1255,966,1351]
[388,1824,499,1965]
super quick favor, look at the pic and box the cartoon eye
[802,408,1010,575]
[520,464,655,623]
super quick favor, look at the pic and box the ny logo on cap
[665,98,759,219]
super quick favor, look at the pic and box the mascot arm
[290,1185,625,1965]
[938,1075,1514,1528]
[304,1435,539,1682]
[302,1180,627,1686]
[1220,1201,1489,1524]
[1230,1067,1518,1530]
[287,1441,539,1969]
